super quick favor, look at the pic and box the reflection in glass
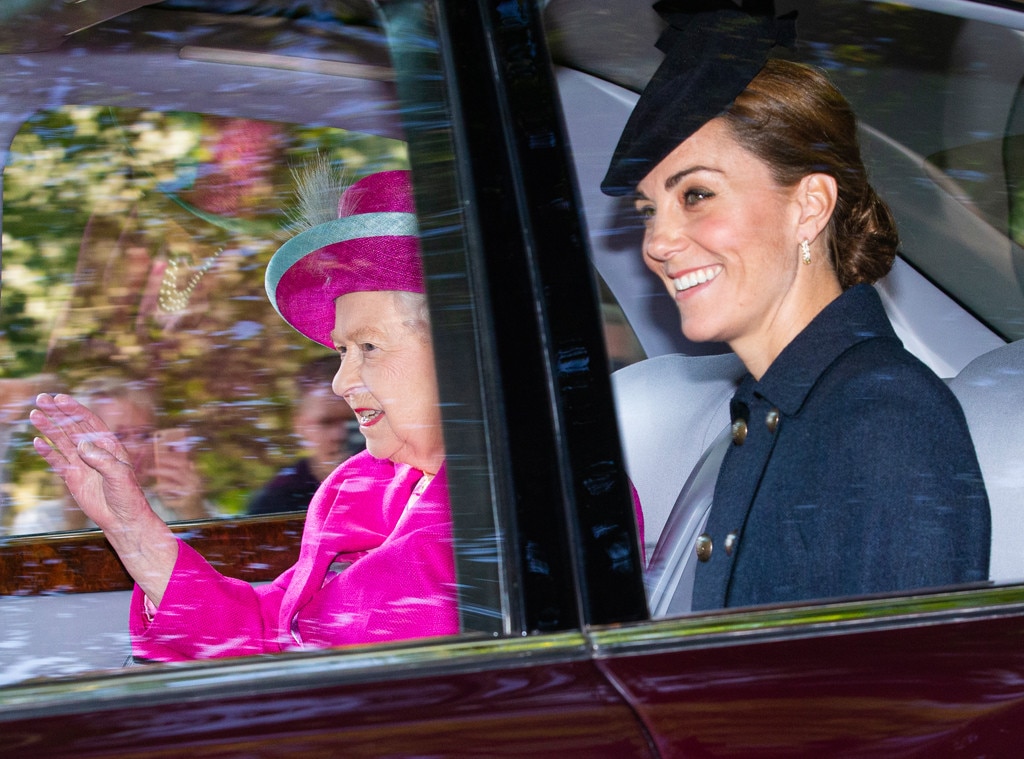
[0,107,406,532]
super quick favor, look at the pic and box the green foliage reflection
[1,106,406,526]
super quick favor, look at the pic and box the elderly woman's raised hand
[30,393,150,531]
[30,393,178,604]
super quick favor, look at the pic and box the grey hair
[393,291,431,339]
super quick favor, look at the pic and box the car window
[0,0,647,689]
[789,0,1024,343]
[0,2,513,684]
[548,0,1024,620]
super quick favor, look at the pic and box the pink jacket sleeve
[129,453,457,662]
[130,541,294,660]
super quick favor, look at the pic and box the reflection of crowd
[246,356,362,515]
[0,375,60,533]
[2,357,358,532]
[4,376,210,534]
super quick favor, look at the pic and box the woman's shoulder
[819,336,969,429]
[831,334,949,391]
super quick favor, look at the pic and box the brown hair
[722,58,898,288]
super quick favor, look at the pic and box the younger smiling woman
[603,3,990,609]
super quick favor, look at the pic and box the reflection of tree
[791,0,964,155]
[2,106,407,517]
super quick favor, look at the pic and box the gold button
[724,531,739,556]
[695,533,713,562]
[731,419,748,445]
[766,408,780,434]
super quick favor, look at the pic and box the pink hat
[265,170,423,348]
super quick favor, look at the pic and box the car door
[0,1,653,755]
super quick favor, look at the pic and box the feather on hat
[265,167,423,348]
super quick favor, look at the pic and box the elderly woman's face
[330,290,444,474]
[634,118,807,358]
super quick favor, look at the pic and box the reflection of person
[31,170,458,660]
[602,3,990,609]
[246,356,360,515]
[602,303,645,372]
[0,375,62,531]
[75,378,209,525]
[9,376,207,533]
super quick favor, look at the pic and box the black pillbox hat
[601,0,797,196]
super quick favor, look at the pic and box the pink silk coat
[130,451,458,661]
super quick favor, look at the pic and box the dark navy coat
[692,285,991,610]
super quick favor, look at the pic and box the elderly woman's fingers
[40,393,105,437]
[31,393,128,463]
[31,432,69,472]
[29,406,74,462]
[77,436,131,475]
[32,394,148,532]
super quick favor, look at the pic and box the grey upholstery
[611,352,744,563]
[645,426,730,616]
[948,338,1024,584]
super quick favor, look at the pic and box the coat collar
[734,284,899,417]
[280,453,448,641]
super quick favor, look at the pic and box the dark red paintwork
[598,608,1024,757]
[4,651,656,758]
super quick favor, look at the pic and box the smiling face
[634,118,841,378]
[330,290,444,475]
[90,393,156,483]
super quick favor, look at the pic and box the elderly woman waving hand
[31,170,457,660]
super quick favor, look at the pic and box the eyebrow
[665,165,719,190]
[330,325,389,347]
[634,164,721,201]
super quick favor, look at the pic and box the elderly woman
[30,170,458,660]
[603,4,990,609]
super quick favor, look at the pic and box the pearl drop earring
[800,239,811,265]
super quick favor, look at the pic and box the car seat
[610,352,743,598]
[947,338,1024,584]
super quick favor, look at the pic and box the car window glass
[0,4,504,685]
[789,0,1024,342]
[1,107,402,533]
[547,0,1021,620]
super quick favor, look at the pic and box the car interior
[556,0,1024,608]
